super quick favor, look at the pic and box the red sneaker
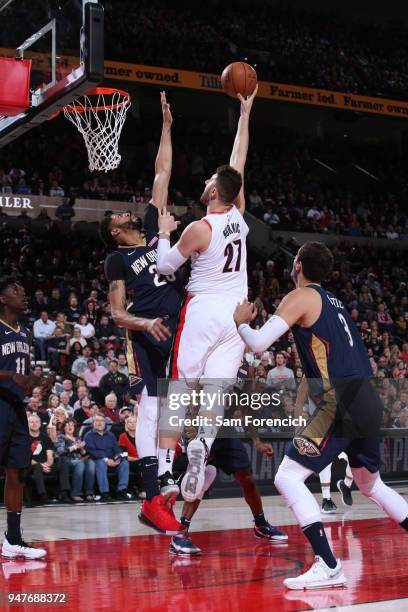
[139,495,181,535]
[166,497,178,522]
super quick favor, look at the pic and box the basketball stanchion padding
[0,58,31,116]
[63,87,131,172]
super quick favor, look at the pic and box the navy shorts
[0,396,31,469]
[125,313,179,397]
[286,435,380,473]
[287,377,382,474]
[210,438,251,475]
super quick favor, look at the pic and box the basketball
[221,62,257,98]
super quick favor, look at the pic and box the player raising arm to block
[156,86,258,503]
[0,278,47,560]
[101,92,183,535]
[233,241,408,590]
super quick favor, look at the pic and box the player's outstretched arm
[108,279,171,342]
[151,91,173,209]
[229,85,258,215]
[234,289,307,353]
[156,210,211,275]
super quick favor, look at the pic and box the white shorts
[170,293,245,382]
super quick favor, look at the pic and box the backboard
[0,0,104,147]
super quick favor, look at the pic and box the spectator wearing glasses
[55,418,95,502]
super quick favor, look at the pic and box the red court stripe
[171,295,192,379]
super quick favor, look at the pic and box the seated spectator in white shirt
[74,314,95,340]
[266,352,296,389]
[69,327,87,348]
[33,311,56,361]
[49,180,65,197]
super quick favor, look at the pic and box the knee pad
[274,456,313,507]
[136,394,159,458]
[352,466,408,523]
[274,456,319,527]
[351,467,378,497]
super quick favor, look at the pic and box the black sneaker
[100,493,112,502]
[321,498,337,514]
[159,471,179,503]
[38,494,49,505]
[116,490,131,501]
[59,491,71,503]
[337,480,353,507]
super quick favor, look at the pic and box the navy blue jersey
[0,319,31,400]
[104,205,183,318]
[292,284,372,382]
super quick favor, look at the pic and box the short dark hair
[0,277,19,296]
[99,214,116,250]
[297,241,334,282]
[215,165,242,204]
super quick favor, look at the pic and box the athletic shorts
[126,313,179,397]
[0,394,31,469]
[287,378,382,474]
[170,294,245,382]
[210,437,251,475]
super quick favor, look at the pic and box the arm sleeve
[238,315,290,353]
[156,238,187,274]
[143,202,159,232]
[104,252,126,282]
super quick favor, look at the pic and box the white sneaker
[181,439,208,502]
[284,556,347,590]
[2,536,47,560]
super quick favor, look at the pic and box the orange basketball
[221,62,257,98]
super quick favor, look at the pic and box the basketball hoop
[63,87,131,172]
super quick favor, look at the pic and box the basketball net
[63,88,131,172]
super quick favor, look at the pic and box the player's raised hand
[158,207,180,235]
[237,84,258,116]
[161,91,173,129]
[234,300,257,327]
[145,317,172,342]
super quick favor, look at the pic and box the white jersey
[187,205,249,299]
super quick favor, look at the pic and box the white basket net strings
[64,90,131,172]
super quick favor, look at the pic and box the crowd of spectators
[99,2,408,99]
[2,117,408,241]
[3,2,408,99]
